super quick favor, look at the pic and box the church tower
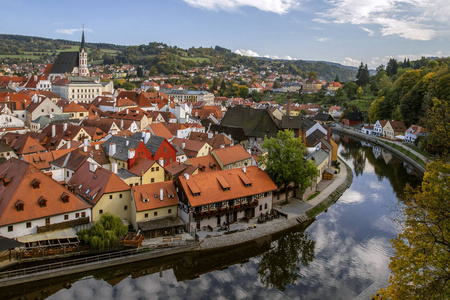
[78,26,89,77]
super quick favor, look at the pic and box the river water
[3,136,422,300]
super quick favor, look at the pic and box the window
[265,203,268,209]
[259,205,262,211]
[156,167,159,171]
[154,212,158,217]
[45,217,50,225]
[151,178,155,183]
[8,225,13,232]
[168,209,172,214]
[145,213,148,218]
[119,194,123,198]
[99,210,103,215]
[124,205,128,210]
[151,167,154,172]
[169,157,173,163]
[109,195,113,199]
[81,212,86,218]
[66,171,70,177]
[64,214,69,220]
[164,147,167,153]
[76,212,80,218]
[26,222,31,228]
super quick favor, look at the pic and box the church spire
[80,25,86,52]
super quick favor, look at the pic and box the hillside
[0,34,357,81]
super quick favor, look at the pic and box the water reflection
[258,231,315,291]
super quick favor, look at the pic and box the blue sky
[1,0,448,68]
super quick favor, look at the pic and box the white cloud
[55,28,92,35]
[314,36,330,42]
[316,0,448,40]
[340,57,362,67]
[182,0,300,15]
[235,49,297,60]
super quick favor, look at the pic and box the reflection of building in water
[403,161,419,176]
[382,149,401,165]
[373,146,382,159]
[360,141,372,147]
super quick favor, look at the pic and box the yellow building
[131,181,183,236]
[68,161,132,222]
[128,157,165,185]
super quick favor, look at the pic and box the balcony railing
[37,217,90,233]
[193,200,258,219]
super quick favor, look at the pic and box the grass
[179,56,210,63]
[307,192,320,201]
[351,99,373,111]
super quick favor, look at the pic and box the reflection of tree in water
[258,231,315,291]
[339,138,366,176]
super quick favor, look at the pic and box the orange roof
[132,181,179,212]
[63,102,88,113]
[212,145,251,166]
[0,158,91,227]
[178,166,276,207]
[186,155,219,173]
[22,148,72,170]
[128,157,157,176]
[149,123,173,140]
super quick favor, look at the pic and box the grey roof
[50,52,79,74]
[313,112,334,122]
[281,116,302,129]
[137,216,185,231]
[172,144,185,156]
[306,129,326,146]
[117,168,139,180]
[146,136,165,155]
[301,118,317,131]
[102,135,141,161]
[0,236,24,251]
[0,140,13,153]
[32,114,71,128]
[160,89,210,96]
[306,149,329,166]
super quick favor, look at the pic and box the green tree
[259,130,317,203]
[122,82,136,90]
[356,62,370,86]
[356,86,364,98]
[421,98,450,157]
[386,58,398,77]
[77,213,128,251]
[149,66,158,76]
[308,71,318,79]
[376,161,450,300]
[237,85,249,98]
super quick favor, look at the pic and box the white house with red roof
[404,125,429,144]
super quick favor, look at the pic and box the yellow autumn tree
[375,160,450,300]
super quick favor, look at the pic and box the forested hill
[0,34,356,81]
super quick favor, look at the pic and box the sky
[1,0,449,68]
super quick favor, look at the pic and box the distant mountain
[0,34,357,81]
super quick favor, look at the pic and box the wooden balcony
[193,200,259,219]
[37,217,90,233]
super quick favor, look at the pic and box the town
[0,28,448,300]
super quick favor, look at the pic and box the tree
[149,66,158,76]
[237,85,249,98]
[259,130,317,203]
[376,161,450,300]
[422,98,450,157]
[356,62,370,86]
[334,75,340,82]
[356,86,364,99]
[77,213,128,251]
[386,58,398,77]
[308,71,318,79]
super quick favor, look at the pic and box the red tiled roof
[212,145,251,166]
[132,181,179,212]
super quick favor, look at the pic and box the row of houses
[361,120,428,143]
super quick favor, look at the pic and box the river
[2,135,422,300]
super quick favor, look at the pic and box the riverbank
[0,157,353,288]
[332,127,427,174]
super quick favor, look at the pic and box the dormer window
[31,178,41,189]
[15,200,24,212]
[38,196,47,207]
[61,192,70,203]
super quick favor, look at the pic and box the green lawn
[351,99,373,111]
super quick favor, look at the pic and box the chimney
[120,119,124,129]
[34,75,38,82]
[63,123,68,131]
[159,158,164,167]
[126,140,129,147]
[327,125,331,142]
[94,144,99,150]
[243,166,246,174]
[67,140,71,149]
[111,161,118,174]
[207,132,213,139]
[230,140,234,147]
[184,173,189,180]
[144,132,150,144]
[160,188,164,201]
[286,94,291,116]
[52,124,56,137]
[89,162,98,172]
[128,148,135,159]
[220,144,225,149]
[126,108,129,114]
[109,142,116,155]
[181,141,185,149]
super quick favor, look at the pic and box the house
[0,158,91,239]
[1,133,47,156]
[22,148,72,171]
[361,125,374,135]
[404,125,428,144]
[313,112,334,125]
[306,148,331,186]
[127,157,165,185]
[302,78,322,93]
[326,82,342,93]
[185,154,220,174]
[25,97,63,128]
[176,166,277,232]
[382,120,407,140]
[131,181,184,237]
[211,144,252,170]
[328,106,342,118]
[171,137,212,158]
[60,101,88,119]
[342,111,364,127]
[188,131,231,149]
[374,120,388,136]
[149,123,173,141]
[68,161,131,222]
[0,140,18,161]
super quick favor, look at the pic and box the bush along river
[1,135,422,300]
